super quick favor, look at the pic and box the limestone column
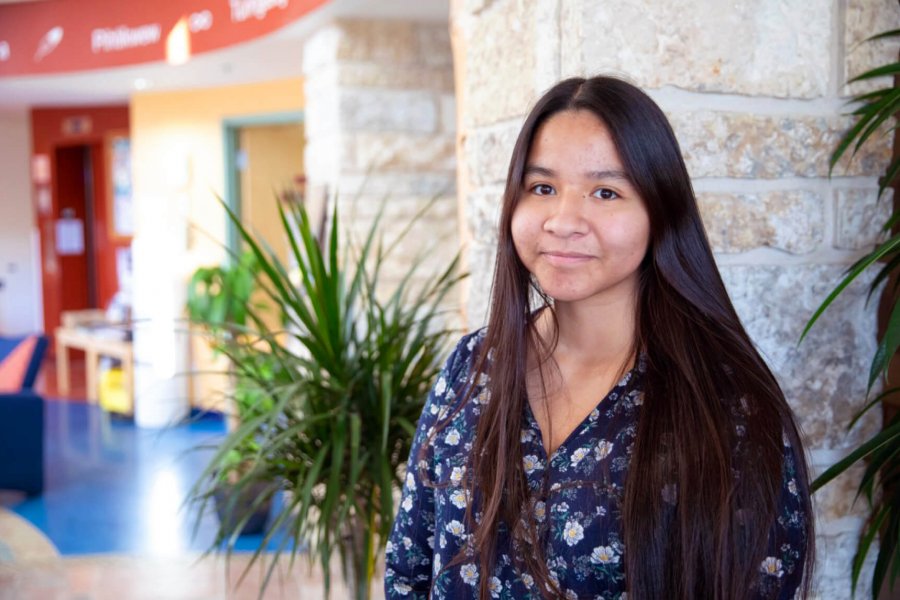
[450,0,900,597]
[301,19,458,295]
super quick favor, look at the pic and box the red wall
[31,105,130,339]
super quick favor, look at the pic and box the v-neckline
[524,362,638,461]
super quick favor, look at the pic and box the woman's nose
[543,191,587,237]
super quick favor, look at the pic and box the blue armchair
[0,335,48,496]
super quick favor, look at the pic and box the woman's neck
[538,294,638,372]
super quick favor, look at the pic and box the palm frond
[186,195,465,599]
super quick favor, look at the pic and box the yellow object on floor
[98,367,132,415]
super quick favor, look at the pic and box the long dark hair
[428,76,814,599]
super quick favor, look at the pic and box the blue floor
[5,400,284,556]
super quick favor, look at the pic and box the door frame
[222,111,304,259]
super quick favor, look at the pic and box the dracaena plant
[802,29,900,598]
[188,196,465,600]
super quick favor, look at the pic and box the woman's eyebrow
[523,164,631,181]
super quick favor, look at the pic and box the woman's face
[511,109,651,309]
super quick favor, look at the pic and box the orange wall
[31,105,129,336]
[129,77,303,411]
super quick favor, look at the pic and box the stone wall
[451,0,899,597]
[301,19,458,297]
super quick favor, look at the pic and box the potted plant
[802,29,900,598]
[188,196,464,599]
[187,249,277,535]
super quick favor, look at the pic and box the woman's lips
[541,251,593,265]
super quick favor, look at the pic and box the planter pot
[213,480,272,536]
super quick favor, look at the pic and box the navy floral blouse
[385,330,807,599]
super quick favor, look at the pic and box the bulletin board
[106,131,133,241]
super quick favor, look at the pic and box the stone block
[813,527,875,599]
[416,23,453,68]
[719,265,879,450]
[698,190,825,254]
[466,120,523,187]
[463,0,539,127]
[671,112,891,178]
[562,0,831,98]
[302,25,341,74]
[809,460,870,524]
[339,89,438,133]
[440,94,457,133]
[464,239,498,328]
[465,187,503,246]
[353,132,456,172]
[333,63,454,92]
[338,172,455,199]
[303,134,349,183]
[334,19,419,65]
[336,193,460,301]
[834,188,893,251]
[843,0,900,96]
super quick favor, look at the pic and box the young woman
[384,76,814,600]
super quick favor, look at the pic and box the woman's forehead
[524,110,625,176]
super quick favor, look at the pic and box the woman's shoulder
[442,327,488,378]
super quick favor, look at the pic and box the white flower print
[590,545,620,565]
[788,478,798,496]
[595,440,614,460]
[445,429,461,446]
[385,540,394,554]
[521,428,534,443]
[432,553,442,575]
[533,501,547,522]
[430,403,439,415]
[434,376,447,396]
[563,520,585,546]
[461,563,479,586]
[521,573,534,588]
[401,495,413,512]
[450,488,468,509]
[450,466,465,485]
[405,471,415,491]
[402,536,412,549]
[523,454,541,474]
[435,463,443,478]
[446,520,466,537]
[760,557,784,578]
[393,582,412,595]
[565,590,578,600]
[489,576,502,598]
[570,447,590,466]
[427,535,434,549]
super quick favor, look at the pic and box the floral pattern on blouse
[384,330,808,599]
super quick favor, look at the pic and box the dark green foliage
[187,197,464,599]
[804,29,900,599]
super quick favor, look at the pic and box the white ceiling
[0,0,450,110]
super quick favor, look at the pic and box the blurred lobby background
[1,0,899,598]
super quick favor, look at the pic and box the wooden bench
[55,310,133,411]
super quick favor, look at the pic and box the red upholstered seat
[0,336,39,392]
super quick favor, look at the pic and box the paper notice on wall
[56,218,84,255]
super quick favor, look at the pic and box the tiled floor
[36,355,87,401]
[0,399,382,599]
[8,400,227,556]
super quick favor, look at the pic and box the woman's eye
[530,184,555,196]
[593,188,619,200]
